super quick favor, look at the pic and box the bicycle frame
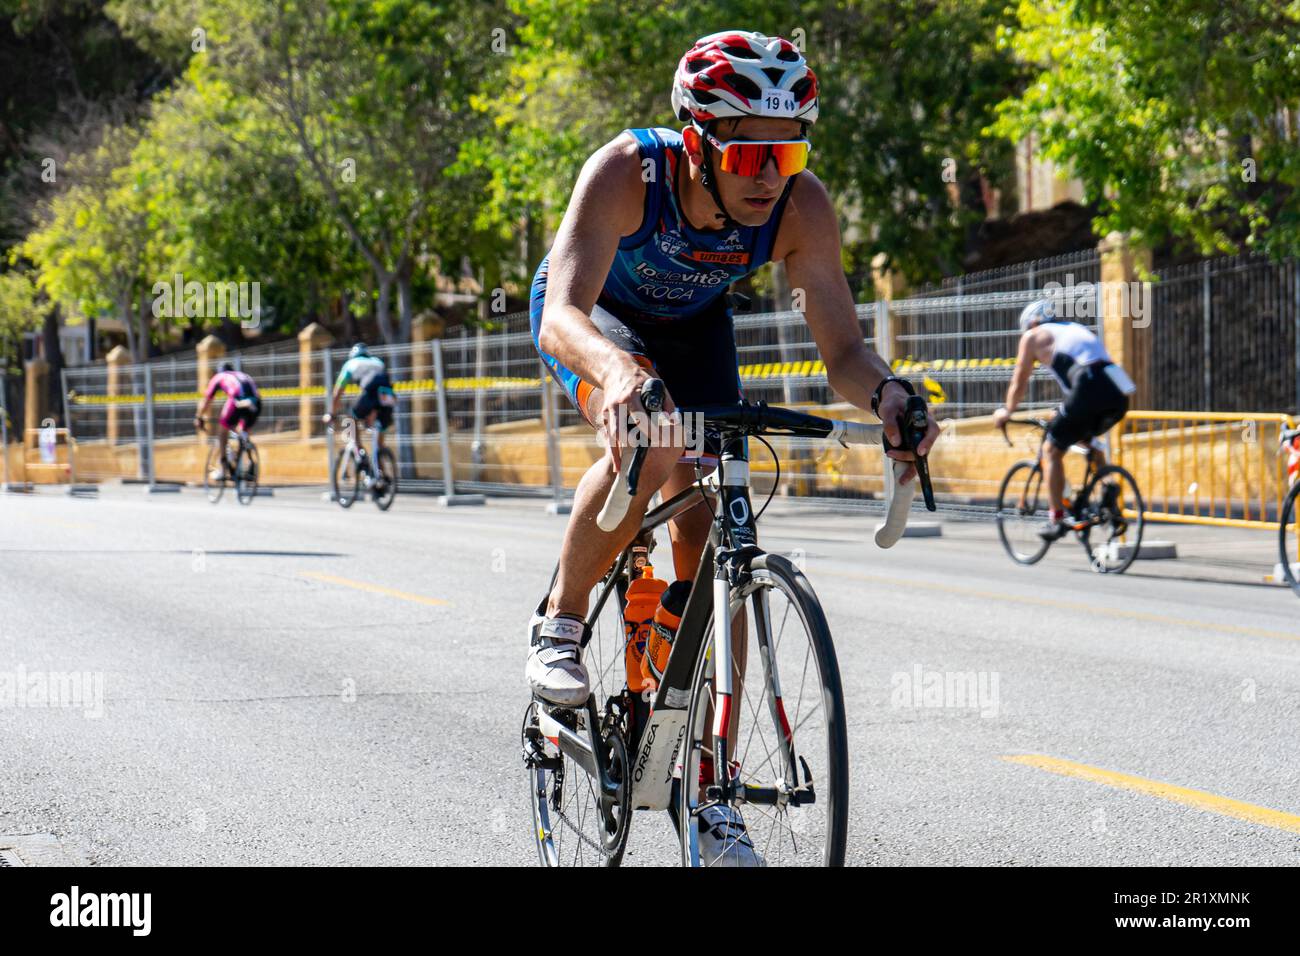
[545,434,781,814]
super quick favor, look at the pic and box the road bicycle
[1275,425,1300,598]
[521,380,932,867]
[328,417,397,511]
[197,414,259,506]
[995,417,1144,573]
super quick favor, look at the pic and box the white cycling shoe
[697,805,765,867]
[525,611,590,708]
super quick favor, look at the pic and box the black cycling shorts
[1047,364,1129,450]
[352,373,396,431]
[532,298,742,423]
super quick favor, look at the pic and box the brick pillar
[409,314,445,436]
[24,358,49,436]
[1098,231,1152,408]
[871,253,907,366]
[105,345,130,445]
[298,322,334,438]
[196,335,226,432]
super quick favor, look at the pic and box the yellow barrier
[1114,410,1297,530]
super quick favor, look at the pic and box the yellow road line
[1003,754,1300,835]
[299,571,450,607]
[820,568,1300,643]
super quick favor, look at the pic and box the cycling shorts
[1047,363,1129,450]
[352,373,396,431]
[219,395,261,431]
[530,265,742,426]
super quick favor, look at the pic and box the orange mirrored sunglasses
[705,132,811,177]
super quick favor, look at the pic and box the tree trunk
[375,272,395,344]
[524,206,544,281]
[138,286,156,359]
[121,287,138,361]
[397,258,414,345]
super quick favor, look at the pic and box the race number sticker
[759,88,797,116]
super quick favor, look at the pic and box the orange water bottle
[624,567,667,693]
[642,580,691,687]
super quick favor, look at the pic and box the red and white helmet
[672,31,819,127]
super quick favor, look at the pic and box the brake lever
[624,379,665,498]
[884,395,937,512]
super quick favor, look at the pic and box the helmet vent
[722,44,760,59]
[762,67,785,85]
[724,72,761,99]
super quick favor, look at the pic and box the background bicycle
[197,417,259,506]
[1276,426,1300,598]
[995,417,1144,573]
[328,416,398,511]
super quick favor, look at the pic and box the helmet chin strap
[696,121,740,230]
[693,119,804,231]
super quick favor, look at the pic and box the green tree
[990,0,1300,258]
[468,0,1020,290]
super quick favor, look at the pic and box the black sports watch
[870,375,915,418]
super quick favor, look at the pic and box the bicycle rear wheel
[373,447,398,510]
[524,560,634,867]
[333,448,359,508]
[1278,482,1300,598]
[679,553,848,867]
[996,460,1051,565]
[235,441,259,505]
[1079,464,1144,573]
[203,440,228,504]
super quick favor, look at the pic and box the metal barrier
[1115,411,1298,529]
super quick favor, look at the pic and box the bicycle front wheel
[203,441,227,504]
[373,447,398,511]
[333,449,359,508]
[679,553,847,867]
[1278,482,1300,598]
[1079,464,1144,573]
[235,442,259,505]
[996,460,1050,565]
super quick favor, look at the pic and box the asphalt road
[1,484,1297,866]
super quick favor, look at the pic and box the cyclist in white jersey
[993,298,1136,541]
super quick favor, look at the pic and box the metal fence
[48,248,1300,523]
[1145,254,1300,413]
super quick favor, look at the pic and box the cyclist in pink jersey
[195,362,262,479]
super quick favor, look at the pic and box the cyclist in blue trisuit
[525,30,939,864]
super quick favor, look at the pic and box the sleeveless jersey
[578,127,791,322]
[1042,321,1112,391]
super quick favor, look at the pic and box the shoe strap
[532,616,590,652]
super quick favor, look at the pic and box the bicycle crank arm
[536,702,620,799]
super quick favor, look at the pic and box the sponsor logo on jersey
[688,250,750,265]
[656,230,690,257]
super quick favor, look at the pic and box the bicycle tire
[203,440,228,504]
[1079,464,1144,574]
[996,460,1051,565]
[1279,481,1300,598]
[373,447,398,511]
[525,562,634,867]
[679,553,848,867]
[333,448,359,508]
[235,441,259,506]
